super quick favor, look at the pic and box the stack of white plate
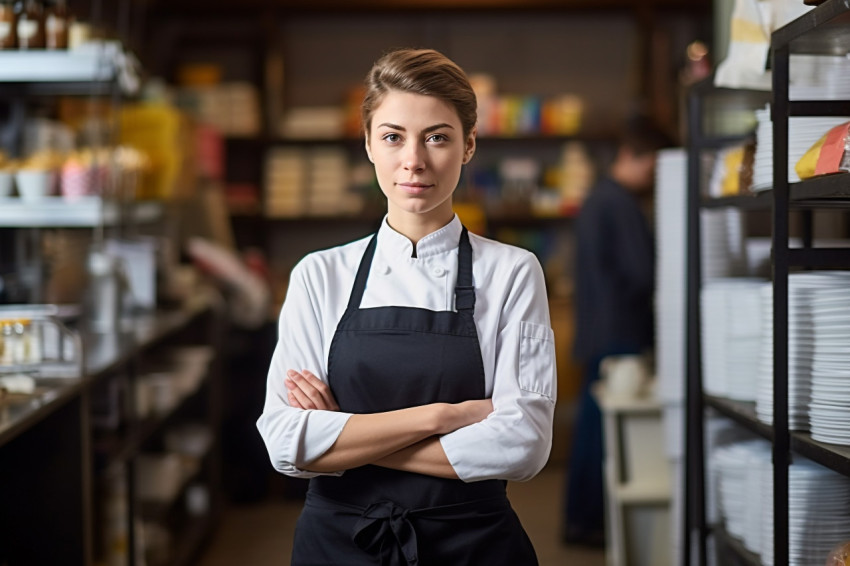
[789,55,850,101]
[760,457,850,566]
[702,208,748,280]
[751,105,850,191]
[701,278,766,400]
[757,272,850,430]
[808,283,850,444]
[711,438,772,552]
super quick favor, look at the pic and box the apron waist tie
[353,500,418,566]
[306,491,509,566]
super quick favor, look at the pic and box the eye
[382,133,401,143]
[427,133,448,143]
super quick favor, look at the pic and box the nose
[403,142,426,172]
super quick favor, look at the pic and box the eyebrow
[376,122,455,133]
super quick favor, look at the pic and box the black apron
[291,227,538,566]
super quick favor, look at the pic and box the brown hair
[619,115,674,157]
[361,48,477,138]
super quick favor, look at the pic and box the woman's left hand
[285,369,340,411]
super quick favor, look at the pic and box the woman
[257,48,556,566]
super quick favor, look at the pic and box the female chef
[257,47,556,566]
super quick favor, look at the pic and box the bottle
[0,320,10,364]
[11,319,26,364]
[0,0,16,49]
[14,0,44,50]
[44,0,67,49]
[1,319,19,365]
[27,319,42,363]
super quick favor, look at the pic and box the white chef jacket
[256,214,557,483]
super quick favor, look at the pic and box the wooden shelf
[700,193,771,210]
[701,175,850,211]
[712,524,761,566]
[703,395,774,441]
[791,432,850,478]
[789,172,850,206]
[94,381,207,466]
[138,446,213,522]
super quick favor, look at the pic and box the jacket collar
[377,214,463,259]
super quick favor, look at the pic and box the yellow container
[120,104,182,200]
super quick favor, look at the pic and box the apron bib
[291,228,538,566]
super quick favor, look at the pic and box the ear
[364,133,374,163]
[462,127,477,164]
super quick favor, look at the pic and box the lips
[397,182,434,195]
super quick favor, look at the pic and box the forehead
[372,90,461,129]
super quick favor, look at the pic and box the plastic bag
[826,541,850,566]
[796,121,850,180]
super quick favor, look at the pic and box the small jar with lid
[44,0,67,49]
[14,0,44,50]
[0,0,16,49]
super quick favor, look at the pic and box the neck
[386,205,455,250]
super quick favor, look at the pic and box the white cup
[601,355,650,400]
[0,171,12,197]
[15,170,55,202]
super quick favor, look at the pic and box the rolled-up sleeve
[256,259,352,478]
[440,252,557,482]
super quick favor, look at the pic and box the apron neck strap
[454,227,475,313]
[346,232,379,313]
[345,226,475,314]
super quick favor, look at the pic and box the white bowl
[15,170,56,202]
[0,171,13,197]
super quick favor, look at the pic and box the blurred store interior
[3,0,850,565]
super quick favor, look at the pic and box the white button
[376,262,390,275]
[431,266,446,277]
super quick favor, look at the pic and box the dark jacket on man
[573,176,655,362]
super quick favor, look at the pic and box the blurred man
[563,116,671,546]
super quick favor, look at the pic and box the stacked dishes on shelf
[788,54,850,101]
[759,456,850,566]
[711,438,772,552]
[701,278,766,400]
[809,280,850,444]
[752,55,850,191]
[756,271,850,432]
[752,106,850,191]
[711,435,850,566]
[701,208,748,280]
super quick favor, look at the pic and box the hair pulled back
[362,48,477,138]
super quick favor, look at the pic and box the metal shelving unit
[684,73,771,566]
[686,2,850,565]
[0,294,224,566]
[771,5,850,565]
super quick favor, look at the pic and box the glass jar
[14,0,44,50]
[0,1,16,49]
[11,319,26,364]
[44,0,67,49]
[0,320,11,364]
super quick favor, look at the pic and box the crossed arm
[284,369,493,479]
